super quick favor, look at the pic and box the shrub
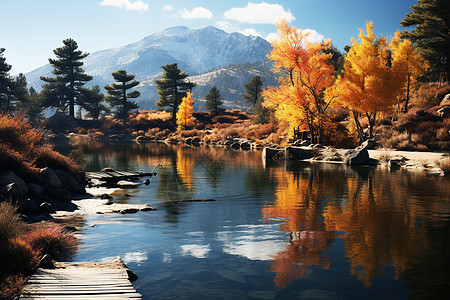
[0,144,41,183]
[4,238,39,273]
[0,202,26,246]
[0,275,27,300]
[0,114,42,157]
[33,146,84,179]
[23,224,78,261]
[437,158,450,175]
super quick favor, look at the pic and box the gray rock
[63,226,78,232]
[262,147,282,161]
[231,142,241,149]
[361,138,377,149]
[120,208,139,214]
[0,170,28,198]
[48,112,78,131]
[312,144,326,149]
[191,137,201,145]
[437,105,450,118]
[240,141,251,150]
[388,160,401,169]
[28,183,44,196]
[140,204,157,211]
[18,198,41,214]
[49,133,70,145]
[40,167,62,189]
[37,254,54,269]
[285,146,314,160]
[1,183,26,199]
[135,135,151,143]
[55,169,81,193]
[40,202,56,213]
[44,187,71,203]
[344,146,370,165]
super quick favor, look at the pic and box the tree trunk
[122,83,127,127]
[352,110,365,143]
[404,75,411,113]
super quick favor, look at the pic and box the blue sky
[1,0,416,75]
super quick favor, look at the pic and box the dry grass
[23,224,78,261]
[0,274,27,300]
[33,146,84,180]
[0,202,26,245]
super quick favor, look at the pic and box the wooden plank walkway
[86,170,155,182]
[20,260,142,299]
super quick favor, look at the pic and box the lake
[69,142,450,299]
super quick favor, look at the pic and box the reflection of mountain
[263,165,448,289]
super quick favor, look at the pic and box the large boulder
[40,168,62,189]
[28,183,44,196]
[48,112,78,132]
[344,146,370,165]
[285,146,314,160]
[0,170,28,199]
[54,169,81,193]
[17,198,41,215]
[262,147,283,161]
[361,139,378,150]
[44,187,71,203]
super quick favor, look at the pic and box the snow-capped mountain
[25,25,274,109]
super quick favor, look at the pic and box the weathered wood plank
[20,260,142,300]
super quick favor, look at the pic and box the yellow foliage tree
[325,22,406,141]
[390,32,429,113]
[262,19,335,143]
[176,92,196,131]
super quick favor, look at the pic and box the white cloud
[123,251,148,263]
[179,7,213,19]
[100,0,149,11]
[224,2,294,24]
[216,21,262,38]
[162,4,173,11]
[304,28,325,44]
[265,28,325,44]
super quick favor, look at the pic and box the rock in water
[285,146,314,160]
[344,146,370,165]
[262,147,282,161]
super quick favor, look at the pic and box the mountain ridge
[25,25,275,110]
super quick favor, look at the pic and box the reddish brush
[23,224,78,261]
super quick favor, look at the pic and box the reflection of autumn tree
[323,169,427,286]
[263,168,333,288]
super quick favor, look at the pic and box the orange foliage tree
[390,32,429,113]
[176,92,196,131]
[325,22,406,141]
[262,19,335,143]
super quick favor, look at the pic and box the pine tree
[79,85,109,119]
[104,70,140,126]
[204,86,223,112]
[243,75,263,106]
[24,87,45,124]
[176,92,196,130]
[41,38,92,117]
[0,48,13,113]
[155,63,196,124]
[401,0,450,81]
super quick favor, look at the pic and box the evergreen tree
[401,0,450,81]
[79,85,109,119]
[104,70,140,126]
[243,75,263,106]
[41,38,92,117]
[0,48,13,113]
[204,86,223,112]
[155,63,196,124]
[23,87,45,124]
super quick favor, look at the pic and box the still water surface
[71,142,449,299]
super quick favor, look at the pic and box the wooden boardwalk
[20,260,142,299]
[86,170,155,183]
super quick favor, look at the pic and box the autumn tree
[204,86,223,112]
[262,19,335,143]
[243,75,263,106]
[104,70,140,126]
[41,38,92,117]
[401,0,450,81]
[155,63,196,124]
[390,32,429,113]
[325,22,405,141]
[176,92,196,130]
